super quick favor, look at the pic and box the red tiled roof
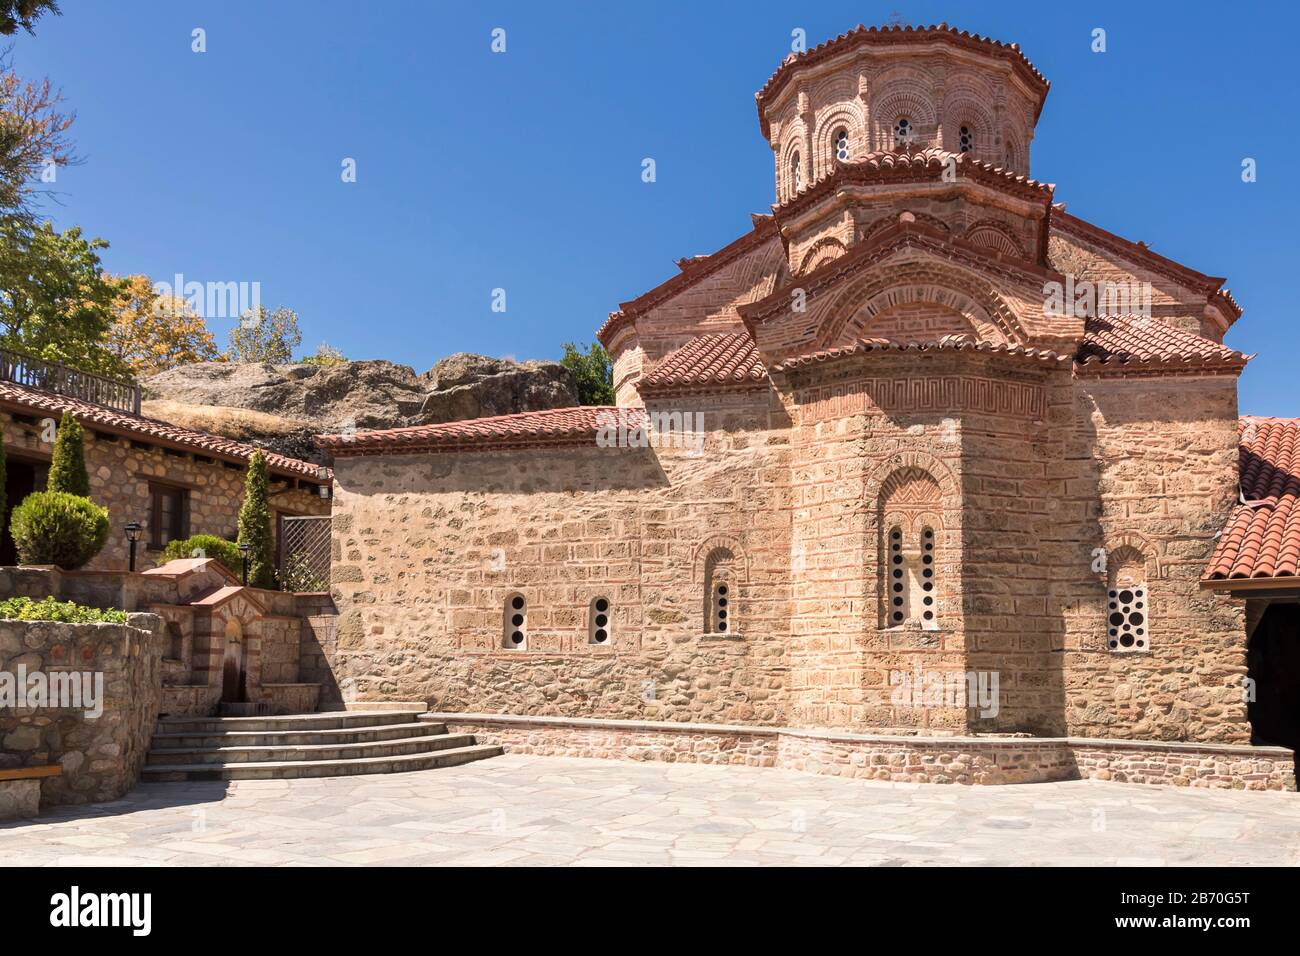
[1075,316,1249,375]
[755,24,1050,137]
[0,380,326,480]
[777,148,1054,213]
[638,333,769,394]
[597,216,779,346]
[1204,419,1300,583]
[772,337,1070,372]
[317,406,648,456]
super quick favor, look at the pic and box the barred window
[958,125,973,153]
[1107,585,1148,652]
[791,151,803,193]
[894,117,912,148]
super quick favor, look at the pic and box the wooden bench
[0,765,61,821]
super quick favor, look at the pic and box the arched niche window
[166,620,185,661]
[893,117,912,149]
[1106,547,1150,653]
[958,125,974,153]
[503,592,527,649]
[791,151,803,194]
[834,127,850,162]
[879,468,942,630]
[704,547,736,635]
[589,596,611,645]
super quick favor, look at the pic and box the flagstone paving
[1,755,1298,866]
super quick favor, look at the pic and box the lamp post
[238,542,251,587]
[124,521,142,572]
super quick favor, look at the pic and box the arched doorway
[1247,603,1300,749]
[221,618,247,704]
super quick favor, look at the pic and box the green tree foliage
[0,219,129,376]
[560,341,614,406]
[46,411,90,497]
[9,490,109,569]
[161,533,243,577]
[228,305,303,363]
[0,1,60,36]
[236,451,275,588]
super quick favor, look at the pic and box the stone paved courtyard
[2,755,1298,866]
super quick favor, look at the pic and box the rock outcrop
[142,355,579,464]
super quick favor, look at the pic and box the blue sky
[11,1,1298,414]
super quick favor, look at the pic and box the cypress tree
[236,450,275,589]
[47,412,91,498]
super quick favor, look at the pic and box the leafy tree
[228,305,302,363]
[0,1,60,36]
[1,50,74,218]
[236,450,275,588]
[298,342,346,366]
[106,274,220,376]
[0,218,129,376]
[46,411,89,497]
[560,341,614,406]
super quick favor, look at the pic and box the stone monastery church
[317,25,1300,788]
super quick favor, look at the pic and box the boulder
[142,355,579,464]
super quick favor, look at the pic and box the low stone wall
[1,613,164,805]
[430,713,1296,792]
[263,683,321,715]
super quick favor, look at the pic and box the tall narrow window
[893,117,912,148]
[589,596,611,644]
[958,125,973,153]
[703,546,737,635]
[791,152,802,193]
[503,593,526,649]
[834,127,850,162]
[889,527,907,625]
[149,482,190,550]
[920,527,936,625]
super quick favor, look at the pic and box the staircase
[142,706,501,781]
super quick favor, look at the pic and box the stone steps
[150,720,447,750]
[146,732,482,765]
[141,744,502,781]
[143,707,500,781]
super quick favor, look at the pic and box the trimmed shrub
[9,491,110,570]
[237,451,275,589]
[0,596,126,624]
[47,412,91,498]
[160,534,243,577]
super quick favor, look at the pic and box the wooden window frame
[148,481,191,551]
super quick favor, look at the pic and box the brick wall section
[1,411,327,572]
[1063,375,1249,743]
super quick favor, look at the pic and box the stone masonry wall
[0,613,164,805]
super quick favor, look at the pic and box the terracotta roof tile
[318,405,647,456]
[1205,418,1300,582]
[1075,315,1249,374]
[0,380,326,480]
[772,337,1070,372]
[755,24,1049,137]
[638,333,769,394]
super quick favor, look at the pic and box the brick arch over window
[694,538,748,636]
[870,84,936,149]
[1104,531,1163,581]
[963,220,1025,259]
[797,237,849,275]
[877,467,945,629]
[812,105,864,177]
[853,300,980,345]
[941,94,995,155]
[815,260,1029,350]
[1104,541,1155,653]
[778,131,807,202]
[861,213,949,242]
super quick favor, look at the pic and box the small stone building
[317,26,1297,787]
[0,371,329,569]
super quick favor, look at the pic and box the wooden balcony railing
[0,346,142,415]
